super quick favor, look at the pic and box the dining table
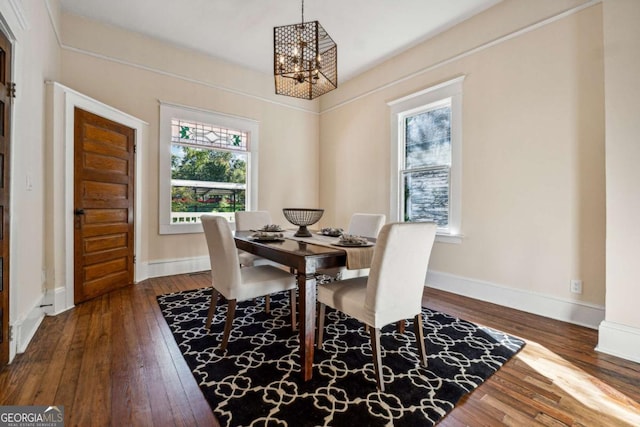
[233,229,375,381]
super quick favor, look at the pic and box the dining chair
[347,213,386,238]
[234,210,273,268]
[235,210,282,313]
[201,214,297,351]
[316,221,437,391]
[316,213,386,282]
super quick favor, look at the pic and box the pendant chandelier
[273,0,338,100]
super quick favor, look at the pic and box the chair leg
[414,313,428,367]
[252,295,270,313]
[220,299,237,351]
[317,303,326,348]
[369,326,385,392]
[289,289,297,331]
[205,288,220,329]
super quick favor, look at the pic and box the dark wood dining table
[234,230,351,381]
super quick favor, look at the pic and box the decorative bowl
[283,208,324,237]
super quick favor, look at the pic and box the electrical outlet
[570,279,583,294]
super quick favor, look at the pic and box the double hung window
[389,77,463,242]
[159,103,258,234]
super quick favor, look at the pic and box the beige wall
[320,2,606,307]
[57,2,608,312]
[600,0,640,359]
[60,13,320,265]
[2,0,61,350]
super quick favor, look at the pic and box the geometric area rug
[157,288,525,427]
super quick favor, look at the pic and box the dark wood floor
[1,272,639,426]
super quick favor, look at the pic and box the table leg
[397,319,406,334]
[297,272,316,381]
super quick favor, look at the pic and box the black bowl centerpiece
[283,208,324,237]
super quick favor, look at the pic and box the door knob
[74,208,85,215]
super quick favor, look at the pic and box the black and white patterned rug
[157,288,524,426]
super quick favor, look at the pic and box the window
[159,103,258,234]
[388,76,463,242]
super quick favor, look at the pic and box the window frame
[159,102,259,234]
[388,76,464,243]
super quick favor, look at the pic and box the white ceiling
[60,0,501,83]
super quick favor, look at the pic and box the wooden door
[0,29,12,365]
[74,108,135,304]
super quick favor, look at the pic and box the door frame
[47,82,146,314]
[0,11,14,366]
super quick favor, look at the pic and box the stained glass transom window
[171,119,248,152]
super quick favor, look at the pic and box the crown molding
[8,0,28,31]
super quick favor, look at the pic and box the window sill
[160,223,203,235]
[435,232,463,244]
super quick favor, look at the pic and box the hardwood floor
[1,273,639,426]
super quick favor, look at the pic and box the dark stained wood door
[74,108,135,304]
[0,29,12,365]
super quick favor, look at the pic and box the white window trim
[159,102,259,234]
[388,76,464,243]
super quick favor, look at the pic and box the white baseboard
[14,294,46,354]
[144,256,210,279]
[37,257,211,322]
[43,286,74,316]
[24,258,640,366]
[141,260,607,331]
[426,270,605,329]
[596,321,640,363]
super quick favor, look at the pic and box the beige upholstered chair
[234,210,273,268]
[317,221,437,391]
[201,214,297,351]
[346,213,386,238]
[235,210,281,312]
[317,213,386,282]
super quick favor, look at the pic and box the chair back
[235,210,272,231]
[365,222,437,321]
[348,213,386,238]
[201,214,242,297]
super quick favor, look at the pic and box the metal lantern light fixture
[274,0,337,100]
